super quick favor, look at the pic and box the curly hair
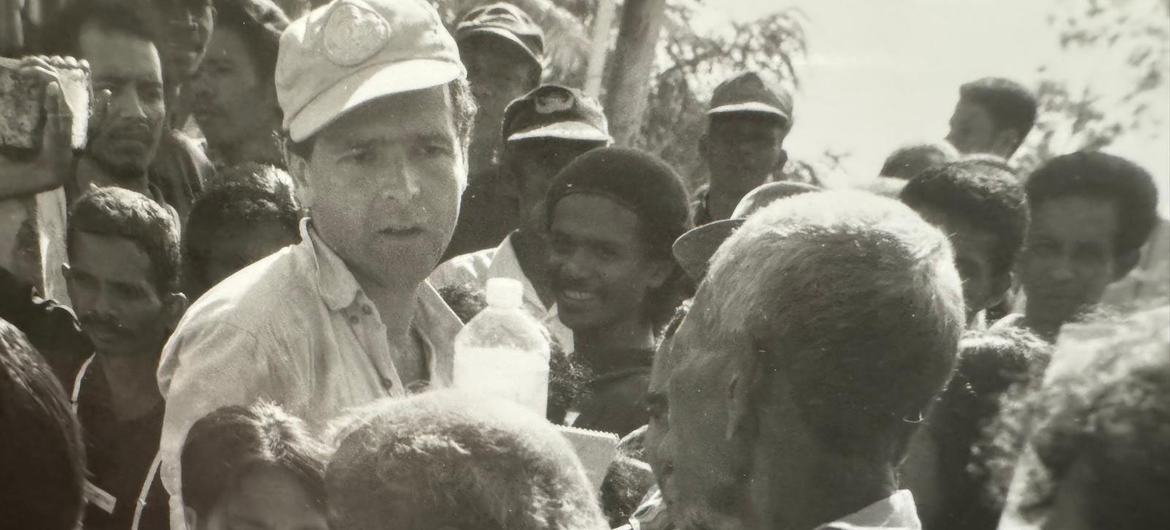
[1025,151,1159,258]
[180,401,329,517]
[959,77,1038,151]
[212,0,289,82]
[67,187,181,293]
[901,159,1030,277]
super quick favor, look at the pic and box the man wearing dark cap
[433,84,610,349]
[544,147,691,436]
[445,2,545,257]
[692,71,794,226]
[157,0,473,525]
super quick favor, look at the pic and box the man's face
[703,113,787,191]
[80,23,166,176]
[155,0,215,80]
[645,291,751,530]
[1018,195,1121,331]
[190,467,328,530]
[292,86,464,289]
[64,232,169,356]
[946,100,999,156]
[509,139,601,226]
[548,194,669,333]
[916,207,1005,321]
[198,220,298,292]
[191,27,274,148]
[460,35,538,174]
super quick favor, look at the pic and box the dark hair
[284,79,478,160]
[922,327,1052,530]
[0,319,86,530]
[67,187,181,293]
[44,0,159,56]
[959,77,1038,150]
[327,391,608,530]
[880,142,958,180]
[212,0,289,82]
[901,159,1030,277]
[1025,151,1159,257]
[181,402,329,516]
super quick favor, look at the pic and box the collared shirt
[816,490,922,530]
[157,220,462,527]
[430,232,574,350]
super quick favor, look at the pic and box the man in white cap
[155,0,474,524]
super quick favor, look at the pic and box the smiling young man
[692,71,794,226]
[1015,151,1158,341]
[543,147,691,436]
[189,0,289,168]
[156,0,474,526]
[64,188,187,530]
[432,84,610,349]
[945,77,1037,160]
[645,191,965,530]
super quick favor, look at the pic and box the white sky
[691,0,1170,213]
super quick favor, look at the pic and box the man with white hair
[644,191,966,529]
[156,0,473,524]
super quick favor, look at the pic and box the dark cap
[707,71,794,125]
[545,147,691,253]
[673,181,819,280]
[455,2,544,67]
[502,84,611,143]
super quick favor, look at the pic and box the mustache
[79,312,126,333]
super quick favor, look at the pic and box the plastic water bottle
[453,278,551,416]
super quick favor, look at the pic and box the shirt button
[362,305,373,315]
[348,315,359,325]
[381,377,394,390]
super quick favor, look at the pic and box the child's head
[181,402,329,530]
[182,164,301,298]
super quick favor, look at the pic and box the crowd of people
[0,0,1166,529]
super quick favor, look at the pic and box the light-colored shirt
[816,490,922,530]
[157,220,462,527]
[430,232,574,350]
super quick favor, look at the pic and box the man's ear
[774,148,789,174]
[726,346,767,442]
[984,271,1014,310]
[183,506,199,530]
[1113,249,1143,281]
[164,292,188,328]
[285,149,315,209]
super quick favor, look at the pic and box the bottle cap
[485,278,523,309]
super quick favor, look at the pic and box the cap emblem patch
[534,91,573,114]
[323,1,390,66]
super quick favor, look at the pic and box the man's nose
[110,89,147,119]
[381,155,422,202]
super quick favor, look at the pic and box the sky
[690,0,1170,214]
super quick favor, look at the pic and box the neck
[511,228,554,307]
[216,122,282,167]
[707,178,764,221]
[573,315,656,363]
[354,273,420,340]
[752,429,898,530]
[77,156,150,196]
[95,353,163,422]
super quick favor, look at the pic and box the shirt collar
[300,219,364,312]
[818,490,920,530]
[487,232,545,310]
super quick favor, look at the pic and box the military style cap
[673,181,819,280]
[276,0,465,142]
[455,2,544,68]
[501,84,611,144]
[707,71,794,126]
